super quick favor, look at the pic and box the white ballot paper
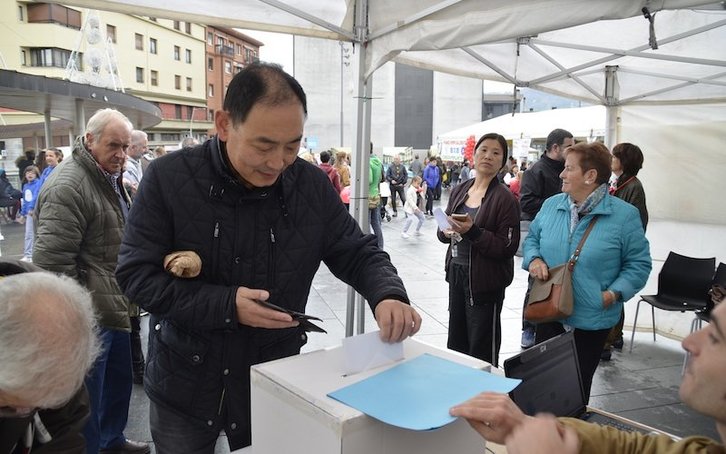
[433,207,452,230]
[342,330,404,376]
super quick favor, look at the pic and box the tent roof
[437,105,606,142]
[55,0,726,106]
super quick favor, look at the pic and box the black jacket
[519,154,564,220]
[437,177,520,295]
[116,137,409,450]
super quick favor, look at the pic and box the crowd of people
[1,61,723,454]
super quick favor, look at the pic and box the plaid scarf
[568,183,607,233]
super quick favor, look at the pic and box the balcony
[215,44,235,56]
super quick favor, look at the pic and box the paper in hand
[433,207,452,230]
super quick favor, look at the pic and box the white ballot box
[250,338,490,454]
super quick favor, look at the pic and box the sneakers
[392,212,398,217]
[0,233,4,241]
[520,328,536,349]
[612,337,624,351]
[401,232,410,239]
[20,256,32,263]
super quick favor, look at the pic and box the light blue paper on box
[327,353,521,431]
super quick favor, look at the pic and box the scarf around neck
[568,183,607,233]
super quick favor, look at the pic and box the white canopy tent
[50,0,726,334]
[436,105,606,160]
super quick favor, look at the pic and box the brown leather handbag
[524,217,599,323]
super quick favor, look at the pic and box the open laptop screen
[503,331,586,417]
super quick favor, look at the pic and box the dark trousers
[83,328,133,453]
[130,315,145,376]
[150,400,220,454]
[604,309,625,348]
[447,262,504,367]
[534,322,610,403]
[389,184,406,212]
[425,187,436,214]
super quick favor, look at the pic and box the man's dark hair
[545,128,573,152]
[223,62,307,125]
[475,132,509,169]
[612,142,644,176]
[320,150,331,163]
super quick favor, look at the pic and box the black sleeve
[519,169,544,218]
[33,386,90,454]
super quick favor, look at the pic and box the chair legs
[629,299,658,354]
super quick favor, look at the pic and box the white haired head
[0,272,100,408]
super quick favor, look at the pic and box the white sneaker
[414,231,423,236]
[0,233,4,241]
[401,232,410,239]
[20,256,32,262]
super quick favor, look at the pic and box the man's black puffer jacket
[116,137,409,449]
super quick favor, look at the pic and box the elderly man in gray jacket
[34,109,149,454]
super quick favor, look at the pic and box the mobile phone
[451,213,469,221]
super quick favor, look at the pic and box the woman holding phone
[437,133,520,366]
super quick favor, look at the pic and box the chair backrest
[713,262,726,287]
[658,252,715,301]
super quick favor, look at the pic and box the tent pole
[346,0,371,337]
[604,66,620,149]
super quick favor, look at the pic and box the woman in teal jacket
[522,141,651,402]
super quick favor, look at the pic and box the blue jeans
[369,206,384,249]
[83,327,133,453]
[23,214,34,257]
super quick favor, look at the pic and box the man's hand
[506,415,579,454]
[374,299,422,343]
[449,392,527,445]
[235,287,299,329]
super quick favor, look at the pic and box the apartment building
[205,26,262,134]
[0,2,264,151]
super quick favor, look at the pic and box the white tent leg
[605,104,620,150]
[345,0,372,337]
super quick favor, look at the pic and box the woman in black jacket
[437,133,520,366]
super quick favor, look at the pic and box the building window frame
[185,49,192,64]
[136,67,144,83]
[149,37,157,54]
[173,45,180,61]
[175,75,181,90]
[106,24,116,43]
[135,33,143,51]
[150,69,158,86]
[186,77,192,92]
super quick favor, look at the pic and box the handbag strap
[568,216,599,270]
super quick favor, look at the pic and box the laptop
[503,331,662,435]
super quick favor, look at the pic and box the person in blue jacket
[522,141,651,402]
[423,157,440,216]
[18,166,42,261]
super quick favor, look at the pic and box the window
[245,48,257,63]
[150,70,158,86]
[207,57,213,71]
[173,20,180,30]
[20,50,26,66]
[29,47,72,68]
[224,61,231,74]
[208,84,214,97]
[207,31,213,45]
[185,22,191,34]
[237,44,242,55]
[135,33,143,51]
[106,24,116,43]
[175,105,182,119]
[18,5,24,21]
[173,46,180,60]
[208,109,214,121]
[186,77,192,91]
[149,38,157,54]
[136,67,144,83]
[217,36,224,46]
[187,106,194,118]
[161,133,180,142]
[27,3,81,29]
[185,49,191,64]
[175,75,181,90]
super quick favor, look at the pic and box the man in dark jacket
[386,155,407,217]
[116,62,421,453]
[0,260,99,454]
[518,128,573,349]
